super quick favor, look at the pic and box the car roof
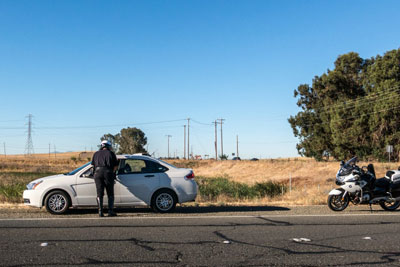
[116,154,154,160]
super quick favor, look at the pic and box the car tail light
[185,172,195,179]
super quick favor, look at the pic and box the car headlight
[26,180,43,190]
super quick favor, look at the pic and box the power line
[311,85,400,113]
[32,119,187,130]
[303,103,400,127]
[313,90,400,116]
[191,119,213,126]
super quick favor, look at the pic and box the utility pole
[54,144,56,158]
[165,135,172,159]
[218,119,225,159]
[3,142,6,158]
[49,143,51,158]
[25,114,34,156]
[187,118,190,160]
[183,125,186,160]
[214,120,218,160]
[236,135,239,158]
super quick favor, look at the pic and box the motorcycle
[328,157,400,211]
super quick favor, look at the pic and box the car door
[75,166,120,205]
[75,166,98,205]
[116,159,160,204]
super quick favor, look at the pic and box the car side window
[118,159,146,174]
[118,159,168,174]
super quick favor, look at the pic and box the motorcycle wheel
[328,190,349,211]
[379,200,400,211]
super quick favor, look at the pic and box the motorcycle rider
[91,140,118,217]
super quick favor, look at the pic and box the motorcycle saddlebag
[385,170,400,184]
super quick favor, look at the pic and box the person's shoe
[108,196,117,217]
[108,210,117,217]
[96,197,104,217]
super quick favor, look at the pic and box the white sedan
[23,154,198,214]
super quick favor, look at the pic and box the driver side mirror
[81,168,94,178]
[340,160,345,166]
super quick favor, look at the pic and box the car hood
[28,174,67,184]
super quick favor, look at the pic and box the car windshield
[64,162,91,175]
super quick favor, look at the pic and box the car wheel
[44,190,70,215]
[151,189,177,213]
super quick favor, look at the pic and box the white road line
[0,213,400,221]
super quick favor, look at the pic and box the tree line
[289,49,400,161]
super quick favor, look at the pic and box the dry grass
[0,152,92,173]
[171,158,400,205]
[1,154,399,205]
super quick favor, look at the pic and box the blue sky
[1,0,399,158]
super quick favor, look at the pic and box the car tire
[151,189,177,213]
[44,190,70,215]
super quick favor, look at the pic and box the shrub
[0,183,26,202]
[254,181,286,197]
[197,176,286,201]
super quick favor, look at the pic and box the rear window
[156,159,177,169]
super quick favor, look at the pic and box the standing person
[91,140,118,217]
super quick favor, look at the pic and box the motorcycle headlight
[26,180,43,190]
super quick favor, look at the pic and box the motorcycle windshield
[345,157,358,166]
[338,165,353,177]
[337,157,357,178]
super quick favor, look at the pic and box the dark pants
[94,167,115,198]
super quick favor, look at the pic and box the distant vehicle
[250,158,259,161]
[232,157,241,161]
[23,155,198,214]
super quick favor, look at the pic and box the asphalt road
[1,206,400,266]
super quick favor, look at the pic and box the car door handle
[145,175,155,178]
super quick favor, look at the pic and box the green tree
[100,127,147,154]
[289,49,400,161]
[115,127,147,154]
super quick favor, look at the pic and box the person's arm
[112,153,118,172]
[91,152,96,169]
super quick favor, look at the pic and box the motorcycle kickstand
[369,204,373,213]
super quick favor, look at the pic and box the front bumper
[23,190,44,208]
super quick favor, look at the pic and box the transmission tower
[25,114,34,156]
